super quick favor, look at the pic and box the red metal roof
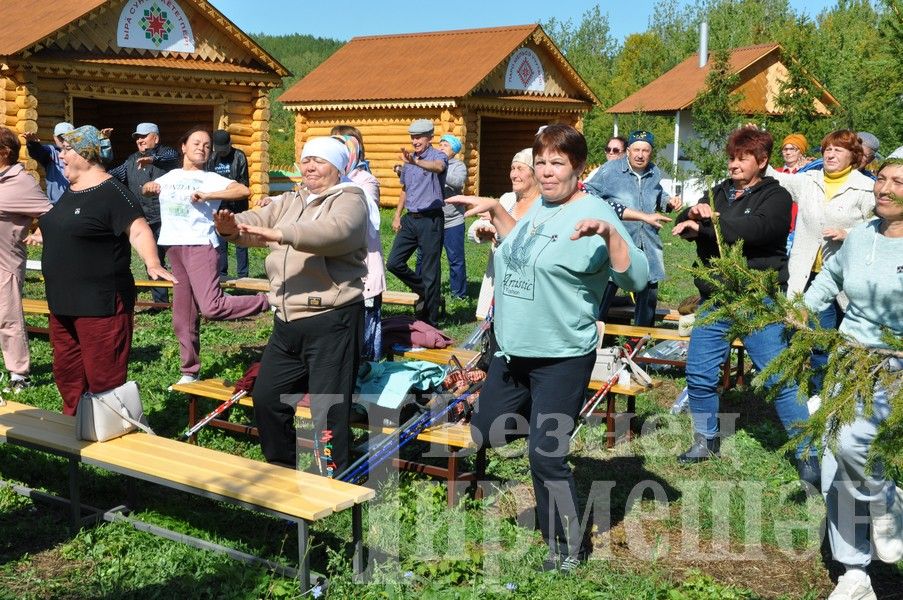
[607,44,782,114]
[279,24,594,104]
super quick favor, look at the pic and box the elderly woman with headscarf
[333,132,386,362]
[0,126,51,394]
[214,136,369,476]
[467,147,540,319]
[33,125,174,415]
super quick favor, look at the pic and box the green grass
[4,209,900,599]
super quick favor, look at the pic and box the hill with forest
[250,33,344,167]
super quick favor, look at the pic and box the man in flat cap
[386,119,448,325]
[585,129,682,326]
[109,122,180,304]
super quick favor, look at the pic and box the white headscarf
[511,148,534,170]
[300,136,350,174]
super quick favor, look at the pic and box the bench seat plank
[0,401,373,521]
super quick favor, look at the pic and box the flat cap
[408,119,434,135]
[857,131,880,152]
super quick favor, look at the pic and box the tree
[683,50,741,183]
[544,5,619,164]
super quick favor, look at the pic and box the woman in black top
[31,125,174,415]
[671,126,813,485]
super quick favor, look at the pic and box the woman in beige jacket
[215,136,368,477]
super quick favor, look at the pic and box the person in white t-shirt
[142,127,269,387]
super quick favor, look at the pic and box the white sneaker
[873,486,903,563]
[168,374,198,391]
[827,571,877,600]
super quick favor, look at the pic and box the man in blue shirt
[386,119,448,325]
[23,122,74,204]
[584,130,682,326]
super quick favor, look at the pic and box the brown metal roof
[1,0,288,77]
[0,0,105,56]
[35,52,271,74]
[279,24,595,104]
[607,44,782,114]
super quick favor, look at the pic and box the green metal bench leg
[352,504,365,581]
[298,519,311,592]
[68,458,80,535]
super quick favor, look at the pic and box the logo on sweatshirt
[308,297,322,307]
[74,208,81,214]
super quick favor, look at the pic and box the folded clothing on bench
[355,360,447,409]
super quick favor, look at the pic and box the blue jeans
[416,223,468,299]
[216,236,249,278]
[804,272,844,391]
[686,311,809,457]
[598,280,659,326]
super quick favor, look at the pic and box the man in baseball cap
[207,129,250,279]
[22,122,75,203]
[585,128,682,326]
[386,119,448,324]
[132,122,160,138]
[109,122,179,304]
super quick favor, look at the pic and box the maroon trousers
[49,295,133,416]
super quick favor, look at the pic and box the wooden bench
[605,306,680,323]
[0,400,373,590]
[382,290,419,307]
[22,297,50,335]
[388,346,662,448]
[603,322,746,388]
[172,378,486,507]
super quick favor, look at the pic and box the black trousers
[252,302,363,474]
[386,211,444,324]
[148,221,169,304]
[469,351,596,556]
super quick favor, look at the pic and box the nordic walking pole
[570,335,651,441]
[181,390,247,440]
[341,382,482,485]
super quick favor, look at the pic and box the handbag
[76,381,155,442]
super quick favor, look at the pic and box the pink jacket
[0,164,51,274]
[348,168,386,299]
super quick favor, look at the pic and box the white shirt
[156,169,233,246]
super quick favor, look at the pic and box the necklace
[529,205,565,235]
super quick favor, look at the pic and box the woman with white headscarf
[467,147,540,319]
[214,136,369,476]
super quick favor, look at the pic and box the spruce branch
[688,212,903,472]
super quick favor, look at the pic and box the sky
[208,0,838,42]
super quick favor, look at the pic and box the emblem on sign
[117,0,196,53]
[504,48,546,92]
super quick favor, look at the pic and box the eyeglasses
[605,147,623,154]
[781,146,799,152]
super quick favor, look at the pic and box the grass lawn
[2,209,900,599]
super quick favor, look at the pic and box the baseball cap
[132,122,159,138]
[212,129,232,153]
[53,122,74,137]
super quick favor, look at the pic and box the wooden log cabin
[0,0,288,204]
[279,25,599,207]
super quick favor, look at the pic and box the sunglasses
[605,147,623,154]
